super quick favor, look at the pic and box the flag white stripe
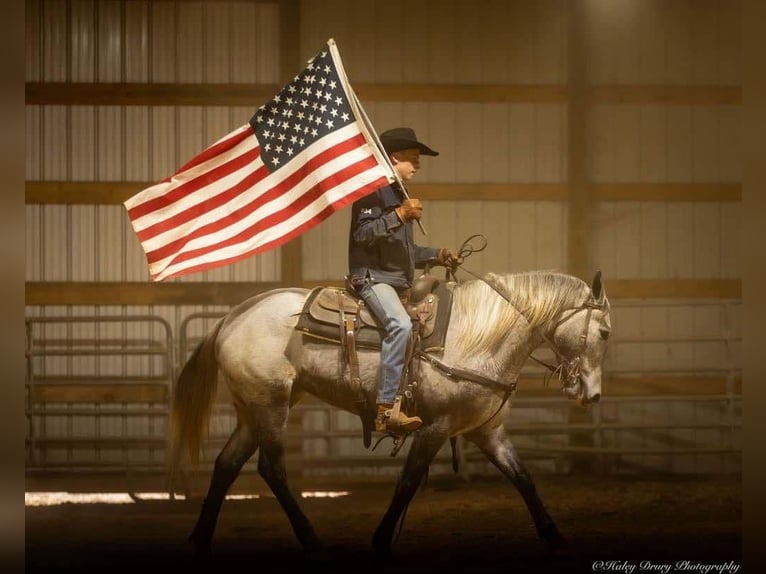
[151,165,386,280]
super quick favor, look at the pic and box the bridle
[528,295,606,392]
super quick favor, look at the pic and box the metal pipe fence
[25,298,742,481]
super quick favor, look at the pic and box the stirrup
[370,430,412,457]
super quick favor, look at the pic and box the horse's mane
[450,270,589,361]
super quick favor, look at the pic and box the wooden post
[566,0,598,474]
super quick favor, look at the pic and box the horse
[168,269,612,559]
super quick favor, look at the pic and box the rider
[348,127,461,435]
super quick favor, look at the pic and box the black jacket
[348,183,440,290]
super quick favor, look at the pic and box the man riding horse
[347,127,462,435]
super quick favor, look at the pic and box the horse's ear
[591,270,603,301]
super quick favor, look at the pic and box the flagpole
[328,38,427,236]
[351,91,428,236]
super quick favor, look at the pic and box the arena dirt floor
[26,473,741,574]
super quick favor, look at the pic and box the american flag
[125,40,392,282]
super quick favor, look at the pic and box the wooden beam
[593,183,742,202]
[26,181,144,204]
[410,183,568,201]
[25,279,741,306]
[29,181,742,204]
[25,82,282,107]
[28,384,168,404]
[591,85,742,105]
[25,282,283,306]
[354,84,568,103]
[518,375,741,397]
[26,82,567,106]
[605,279,741,299]
[26,82,742,106]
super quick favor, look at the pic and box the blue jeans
[357,282,412,404]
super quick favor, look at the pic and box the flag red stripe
[143,133,370,264]
[152,176,387,281]
[151,155,381,270]
[128,147,261,222]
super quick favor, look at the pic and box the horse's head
[549,271,611,406]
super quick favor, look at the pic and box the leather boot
[375,403,423,434]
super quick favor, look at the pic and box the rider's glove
[395,198,423,222]
[436,248,463,267]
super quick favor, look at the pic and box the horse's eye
[599,329,610,341]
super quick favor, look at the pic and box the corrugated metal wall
[25,0,741,475]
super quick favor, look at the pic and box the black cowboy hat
[379,127,439,156]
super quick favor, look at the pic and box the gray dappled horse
[169,270,611,558]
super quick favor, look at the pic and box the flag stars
[251,47,356,172]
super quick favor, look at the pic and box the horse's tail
[167,318,225,486]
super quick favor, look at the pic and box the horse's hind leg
[371,430,447,558]
[253,403,321,552]
[189,421,257,556]
[465,426,569,555]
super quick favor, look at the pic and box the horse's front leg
[465,425,570,555]
[372,427,447,558]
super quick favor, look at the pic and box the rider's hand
[437,248,463,267]
[395,198,423,222]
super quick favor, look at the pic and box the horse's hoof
[545,534,574,558]
[371,537,393,561]
[301,535,323,554]
[540,525,573,558]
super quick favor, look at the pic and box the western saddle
[295,273,449,451]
